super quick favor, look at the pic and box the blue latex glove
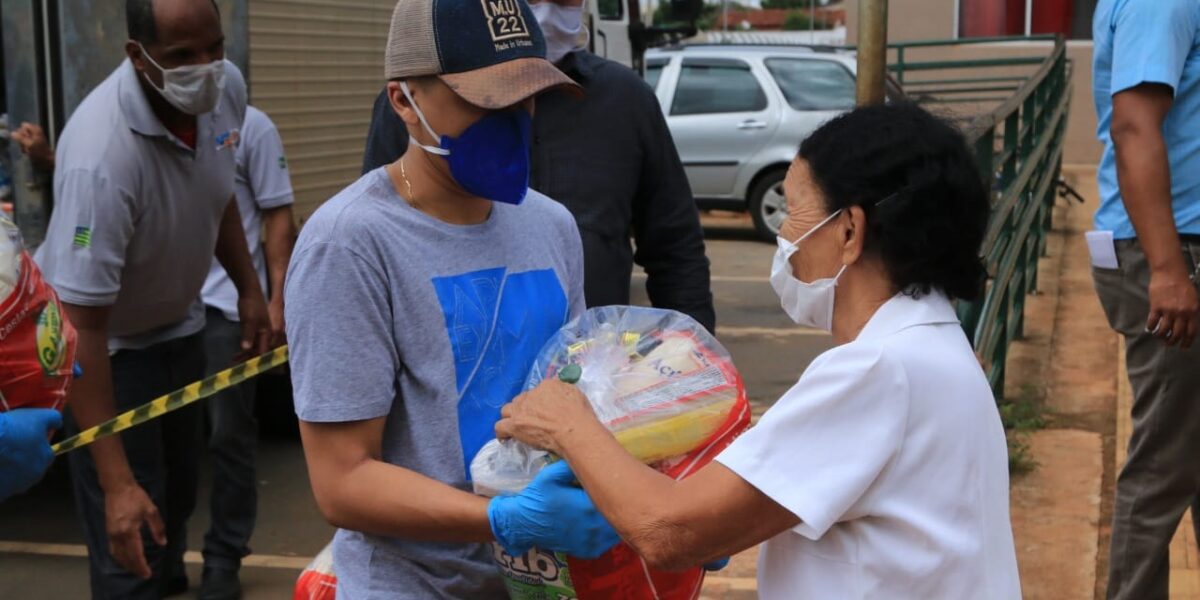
[0,409,62,501]
[488,461,621,559]
[703,557,731,571]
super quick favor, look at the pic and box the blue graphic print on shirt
[432,267,568,477]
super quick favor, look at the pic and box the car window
[597,0,622,20]
[765,58,856,112]
[644,63,664,91]
[670,60,767,116]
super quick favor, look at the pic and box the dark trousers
[201,308,259,570]
[67,333,205,600]
[1094,238,1200,600]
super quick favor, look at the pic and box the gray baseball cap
[385,0,581,109]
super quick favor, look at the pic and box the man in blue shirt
[1092,1,1200,598]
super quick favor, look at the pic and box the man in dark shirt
[361,0,715,332]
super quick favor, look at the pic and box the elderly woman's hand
[496,379,602,456]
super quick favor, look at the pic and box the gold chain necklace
[399,157,416,205]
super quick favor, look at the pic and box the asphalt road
[0,214,834,599]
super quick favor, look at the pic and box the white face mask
[530,3,588,64]
[138,43,226,116]
[770,209,847,331]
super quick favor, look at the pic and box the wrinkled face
[130,0,225,88]
[778,158,845,284]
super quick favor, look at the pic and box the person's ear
[841,205,868,265]
[387,81,422,128]
[126,41,147,72]
[126,41,162,87]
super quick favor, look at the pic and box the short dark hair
[126,0,221,45]
[798,103,990,302]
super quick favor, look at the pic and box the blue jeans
[67,333,205,600]
[201,308,259,570]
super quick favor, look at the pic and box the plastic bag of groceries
[294,543,337,600]
[0,214,76,413]
[471,306,751,600]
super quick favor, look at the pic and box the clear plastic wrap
[471,306,750,600]
[293,542,337,600]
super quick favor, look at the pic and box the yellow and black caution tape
[52,346,290,456]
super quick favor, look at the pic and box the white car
[645,44,903,239]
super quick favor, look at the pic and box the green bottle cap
[558,363,582,384]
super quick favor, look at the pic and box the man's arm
[629,85,716,333]
[61,303,165,579]
[214,198,271,356]
[261,206,296,342]
[299,417,493,541]
[12,122,55,172]
[1111,85,1199,348]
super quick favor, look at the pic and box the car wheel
[749,169,788,241]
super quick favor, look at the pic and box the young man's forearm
[214,198,264,297]
[262,207,297,300]
[311,456,494,542]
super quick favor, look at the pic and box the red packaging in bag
[294,544,337,600]
[0,218,77,413]
[562,392,750,600]
[472,306,752,600]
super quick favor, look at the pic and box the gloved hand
[0,409,62,501]
[703,557,731,571]
[488,461,620,559]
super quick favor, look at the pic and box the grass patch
[1001,384,1047,475]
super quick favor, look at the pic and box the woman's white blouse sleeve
[715,342,910,540]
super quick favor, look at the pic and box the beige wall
[846,0,1101,166]
[248,0,397,222]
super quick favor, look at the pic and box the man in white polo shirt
[33,0,270,597]
[197,104,296,600]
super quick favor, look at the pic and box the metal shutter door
[249,0,395,222]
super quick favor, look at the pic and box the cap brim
[439,57,582,110]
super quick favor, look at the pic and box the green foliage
[1007,433,1038,475]
[1001,384,1047,476]
[653,1,748,29]
[762,0,810,9]
[782,9,831,31]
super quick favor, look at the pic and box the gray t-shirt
[34,59,247,350]
[285,168,585,599]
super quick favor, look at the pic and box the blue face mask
[400,81,531,206]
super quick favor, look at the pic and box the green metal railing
[889,36,1072,399]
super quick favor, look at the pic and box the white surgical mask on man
[138,42,226,116]
[770,209,847,331]
[530,3,587,64]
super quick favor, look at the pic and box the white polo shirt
[201,105,294,322]
[717,291,1021,599]
[35,59,247,351]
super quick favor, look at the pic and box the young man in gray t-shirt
[284,0,619,597]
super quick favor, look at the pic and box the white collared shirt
[201,105,294,322]
[717,291,1021,599]
[34,59,247,350]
